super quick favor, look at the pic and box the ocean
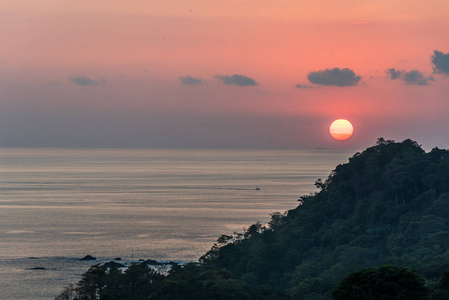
[0,148,355,299]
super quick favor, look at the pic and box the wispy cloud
[402,70,434,86]
[180,76,203,85]
[69,76,106,86]
[214,74,258,86]
[295,84,313,89]
[307,68,361,87]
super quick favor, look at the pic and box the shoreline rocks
[80,255,96,261]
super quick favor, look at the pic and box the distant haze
[1,1,449,149]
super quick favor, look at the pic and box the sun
[329,119,354,141]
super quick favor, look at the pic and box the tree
[76,264,108,299]
[332,265,429,300]
[430,270,449,300]
[54,284,78,300]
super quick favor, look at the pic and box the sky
[1,0,449,149]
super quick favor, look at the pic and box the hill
[57,138,449,299]
[201,138,449,298]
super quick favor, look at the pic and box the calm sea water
[0,148,355,299]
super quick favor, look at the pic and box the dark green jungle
[57,138,449,299]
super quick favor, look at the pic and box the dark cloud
[432,50,449,75]
[402,70,434,86]
[386,68,402,80]
[180,76,203,85]
[307,68,361,87]
[295,84,313,89]
[214,74,258,86]
[69,76,105,86]
[386,68,434,86]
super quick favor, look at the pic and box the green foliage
[430,270,449,299]
[332,265,429,300]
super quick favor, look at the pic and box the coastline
[0,255,192,300]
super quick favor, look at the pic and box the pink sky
[1,0,449,149]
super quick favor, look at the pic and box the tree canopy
[332,265,429,300]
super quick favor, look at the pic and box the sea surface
[0,148,355,299]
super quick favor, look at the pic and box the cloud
[402,70,434,86]
[69,76,105,86]
[180,76,203,85]
[214,74,258,86]
[386,68,402,80]
[307,68,361,87]
[386,68,434,86]
[432,50,449,75]
[295,84,313,89]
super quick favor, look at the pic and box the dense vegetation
[57,138,449,299]
[332,265,429,300]
[56,262,286,300]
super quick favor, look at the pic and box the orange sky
[1,0,449,149]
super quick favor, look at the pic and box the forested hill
[201,138,449,299]
[58,138,449,300]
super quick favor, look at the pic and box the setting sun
[329,119,354,141]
